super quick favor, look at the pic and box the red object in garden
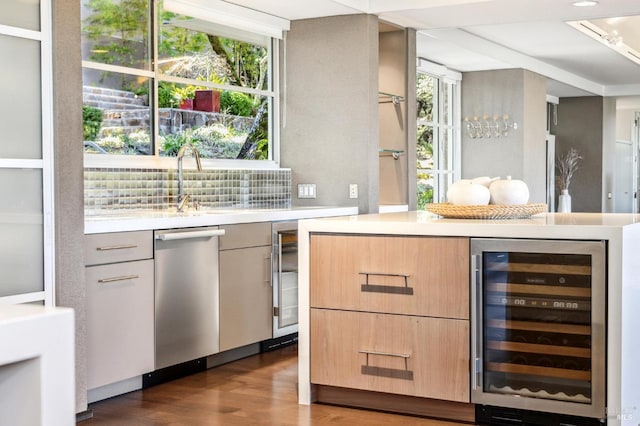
[179,99,194,110]
[194,90,220,113]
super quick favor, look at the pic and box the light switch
[298,184,316,199]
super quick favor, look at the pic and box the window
[416,60,461,208]
[81,0,283,162]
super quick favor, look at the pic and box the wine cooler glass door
[470,238,606,419]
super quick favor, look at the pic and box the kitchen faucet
[176,143,202,212]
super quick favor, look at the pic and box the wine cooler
[470,238,606,423]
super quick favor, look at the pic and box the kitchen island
[298,211,640,426]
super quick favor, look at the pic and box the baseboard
[87,376,142,404]
[142,358,207,388]
[260,333,298,352]
[75,409,94,422]
[207,343,261,368]
[475,405,604,426]
[315,385,476,423]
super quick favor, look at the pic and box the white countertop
[299,211,640,240]
[85,206,359,234]
[0,304,75,425]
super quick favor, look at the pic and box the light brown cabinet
[310,309,469,402]
[310,234,469,319]
[309,234,470,403]
[219,222,273,352]
[85,231,154,390]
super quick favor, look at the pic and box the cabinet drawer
[85,231,153,266]
[310,234,469,319]
[310,308,469,402]
[86,259,154,389]
[219,222,272,250]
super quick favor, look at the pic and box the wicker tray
[424,202,547,219]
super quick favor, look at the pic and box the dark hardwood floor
[84,345,472,425]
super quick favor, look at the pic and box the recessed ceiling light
[572,1,598,6]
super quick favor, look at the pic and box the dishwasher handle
[155,229,225,241]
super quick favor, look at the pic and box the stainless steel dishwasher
[154,227,225,370]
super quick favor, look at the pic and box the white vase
[558,189,572,213]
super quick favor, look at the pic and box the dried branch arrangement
[556,148,582,191]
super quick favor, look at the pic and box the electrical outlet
[349,183,358,199]
[297,183,316,199]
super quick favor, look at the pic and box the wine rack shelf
[479,247,598,405]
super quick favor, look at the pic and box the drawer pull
[98,275,139,284]
[96,244,138,251]
[359,349,414,381]
[359,272,413,295]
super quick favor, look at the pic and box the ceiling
[224,0,640,106]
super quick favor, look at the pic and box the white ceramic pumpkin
[489,176,529,205]
[471,176,499,188]
[447,181,490,205]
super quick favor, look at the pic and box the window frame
[416,60,462,205]
[81,0,282,169]
[0,0,55,306]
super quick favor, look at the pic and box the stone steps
[100,109,150,134]
[100,125,150,136]
[83,84,255,138]
[83,85,147,112]
[83,85,140,100]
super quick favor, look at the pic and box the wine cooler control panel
[470,238,606,421]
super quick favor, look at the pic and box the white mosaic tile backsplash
[84,167,291,215]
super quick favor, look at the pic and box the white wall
[461,69,547,203]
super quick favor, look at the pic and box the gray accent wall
[602,97,616,213]
[53,0,87,413]
[280,15,380,213]
[461,69,547,204]
[550,96,606,212]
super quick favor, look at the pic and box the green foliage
[250,107,269,160]
[417,182,434,210]
[417,73,434,120]
[160,124,247,158]
[132,85,148,97]
[82,105,103,141]
[158,8,265,91]
[157,82,177,108]
[417,125,433,161]
[83,0,149,69]
[158,11,210,57]
[162,130,196,157]
[220,91,254,116]
[254,138,269,160]
[216,37,267,89]
[172,85,196,102]
[89,129,151,155]
[416,73,436,206]
[83,1,271,159]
